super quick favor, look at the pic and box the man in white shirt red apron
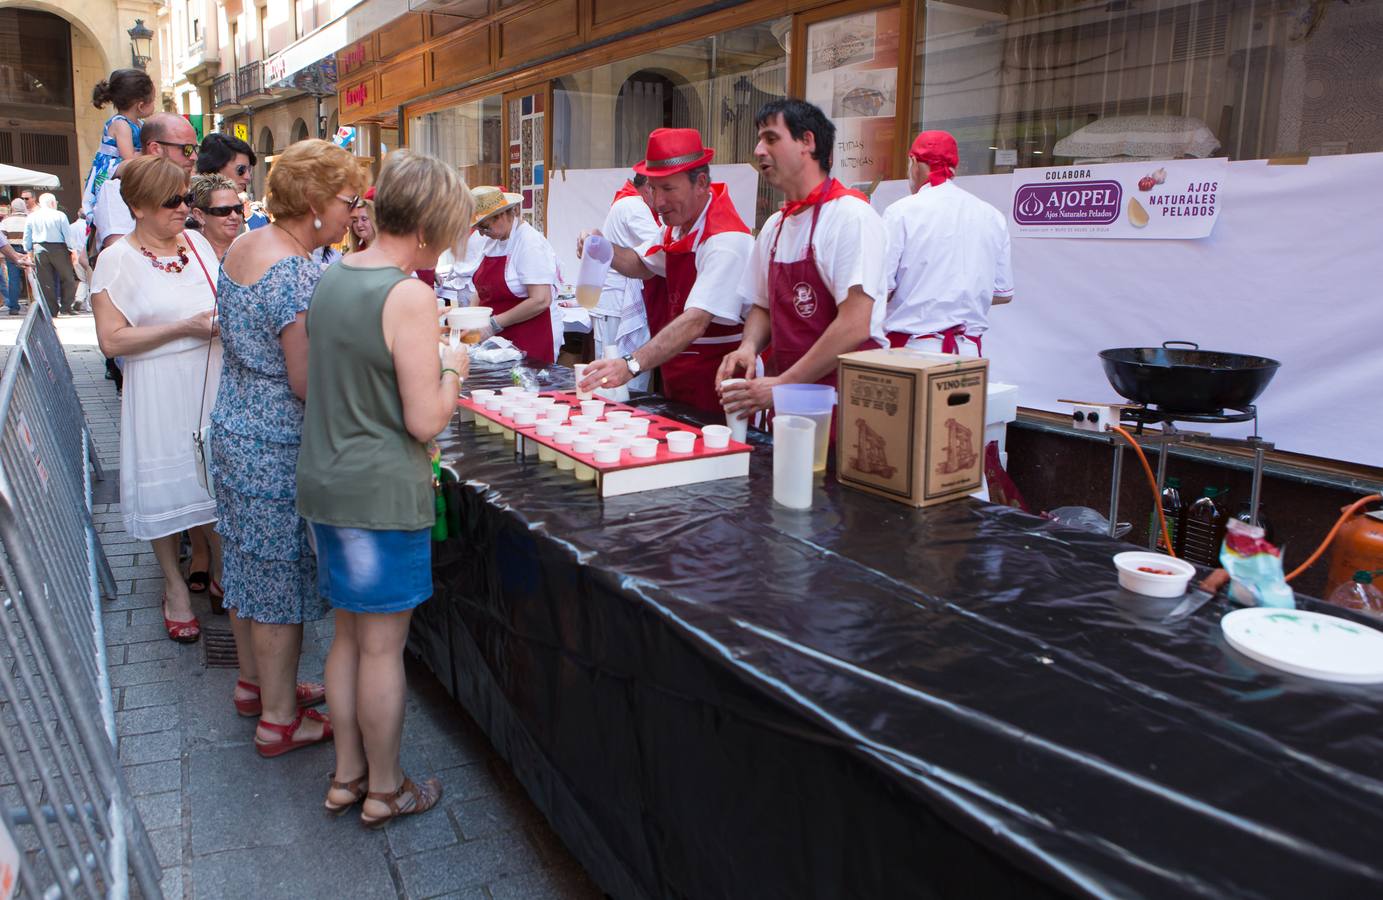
[882,130,1014,357]
[591,175,659,392]
[578,128,754,417]
[720,100,887,417]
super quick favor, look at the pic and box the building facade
[323,0,1383,228]
[0,0,165,213]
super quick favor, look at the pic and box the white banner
[871,152,1383,467]
[1009,158,1228,239]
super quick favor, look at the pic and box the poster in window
[805,7,900,192]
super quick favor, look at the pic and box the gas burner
[1122,404,1258,429]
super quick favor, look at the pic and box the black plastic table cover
[414,363,1383,900]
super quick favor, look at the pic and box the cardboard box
[836,349,989,507]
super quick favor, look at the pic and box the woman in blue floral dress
[210,139,368,758]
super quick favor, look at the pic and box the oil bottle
[1181,486,1228,567]
[1148,476,1184,555]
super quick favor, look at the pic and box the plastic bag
[1046,506,1133,540]
[469,336,522,364]
[1220,518,1295,609]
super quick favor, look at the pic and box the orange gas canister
[1325,508,1383,598]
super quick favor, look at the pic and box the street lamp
[128,19,154,71]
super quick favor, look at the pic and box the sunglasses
[152,140,198,159]
[200,205,242,218]
[234,164,250,176]
[337,194,359,208]
[161,192,195,210]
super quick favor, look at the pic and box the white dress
[91,231,221,540]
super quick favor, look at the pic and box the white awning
[0,163,60,188]
[264,0,403,88]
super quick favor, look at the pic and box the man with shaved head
[93,113,200,250]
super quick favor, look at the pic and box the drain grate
[202,626,239,668]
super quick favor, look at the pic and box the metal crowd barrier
[0,301,161,899]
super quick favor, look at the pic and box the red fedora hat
[633,128,714,178]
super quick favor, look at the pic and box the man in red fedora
[719,99,887,417]
[578,127,753,416]
[880,130,1013,357]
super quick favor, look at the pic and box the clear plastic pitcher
[576,235,613,310]
[772,384,835,472]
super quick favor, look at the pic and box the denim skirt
[311,523,433,614]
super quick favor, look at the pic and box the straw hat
[470,185,522,227]
[632,128,714,178]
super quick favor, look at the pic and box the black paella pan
[1099,341,1280,414]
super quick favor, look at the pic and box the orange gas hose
[1110,425,1176,558]
[1284,493,1382,583]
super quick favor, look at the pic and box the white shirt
[642,194,754,342]
[883,180,1014,338]
[740,193,889,348]
[93,179,135,247]
[598,194,660,326]
[479,219,562,357]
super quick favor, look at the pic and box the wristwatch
[623,354,642,376]
[489,316,504,335]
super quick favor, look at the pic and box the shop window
[507,91,546,230]
[913,0,1383,175]
[802,5,904,192]
[552,16,790,226]
[408,95,504,191]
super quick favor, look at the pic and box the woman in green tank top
[297,150,474,827]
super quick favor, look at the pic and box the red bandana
[645,183,749,256]
[909,131,959,187]
[779,178,868,218]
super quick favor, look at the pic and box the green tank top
[296,263,433,530]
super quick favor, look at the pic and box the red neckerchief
[780,177,868,218]
[612,180,661,225]
[644,183,748,256]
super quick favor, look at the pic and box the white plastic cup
[610,433,634,450]
[630,437,658,458]
[721,378,750,442]
[621,418,651,437]
[605,410,632,425]
[531,396,557,409]
[593,443,621,464]
[544,405,569,424]
[588,422,615,440]
[580,399,606,419]
[573,435,597,455]
[535,421,557,462]
[500,386,524,398]
[702,424,731,449]
[483,397,502,411]
[573,364,593,401]
[469,389,497,404]
[667,430,697,454]
[569,414,595,431]
[514,408,538,426]
[772,415,815,509]
[498,401,517,419]
[553,427,577,470]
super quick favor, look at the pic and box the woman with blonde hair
[211,138,369,757]
[298,149,472,824]
[187,172,244,261]
[91,155,219,643]
[347,191,375,252]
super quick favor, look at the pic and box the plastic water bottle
[1326,571,1383,617]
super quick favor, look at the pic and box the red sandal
[233,679,327,717]
[162,597,200,644]
[253,708,332,758]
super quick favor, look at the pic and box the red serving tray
[457,390,752,474]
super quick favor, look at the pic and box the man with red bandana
[578,128,753,416]
[718,99,887,416]
[880,130,1014,357]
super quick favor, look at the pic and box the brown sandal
[359,775,443,828]
[324,770,369,815]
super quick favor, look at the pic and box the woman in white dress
[91,155,221,644]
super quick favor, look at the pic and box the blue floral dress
[210,256,327,625]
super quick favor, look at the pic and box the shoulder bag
[186,237,218,497]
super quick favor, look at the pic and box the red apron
[768,179,875,388]
[472,253,555,365]
[645,184,749,416]
[886,326,982,355]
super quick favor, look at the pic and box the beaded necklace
[139,242,190,274]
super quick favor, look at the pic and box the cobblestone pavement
[2,309,601,900]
